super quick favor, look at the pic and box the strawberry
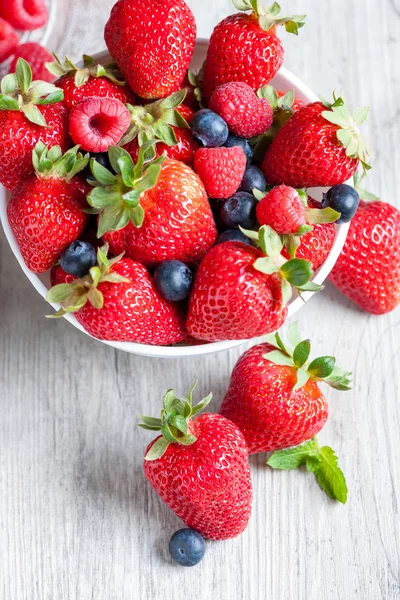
[0,18,19,62]
[47,246,186,344]
[7,144,89,273]
[194,147,247,199]
[9,43,53,83]
[104,0,196,99]
[209,82,273,138]
[46,54,135,111]
[0,58,69,191]
[220,323,352,454]
[139,385,253,540]
[203,1,306,101]
[0,0,48,31]
[87,144,217,266]
[329,198,400,314]
[262,95,371,188]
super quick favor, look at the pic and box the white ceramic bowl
[0,39,349,358]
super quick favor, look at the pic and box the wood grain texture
[1,1,399,598]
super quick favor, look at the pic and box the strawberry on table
[0,18,19,62]
[46,54,135,110]
[194,146,247,199]
[0,58,69,191]
[0,0,48,31]
[104,0,196,99]
[203,0,306,101]
[7,143,90,273]
[9,43,53,83]
[139,385,253,540]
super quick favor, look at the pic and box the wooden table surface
[1,1,399,598]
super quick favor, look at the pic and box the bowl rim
[0,39,350,358]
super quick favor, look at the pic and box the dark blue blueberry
[239,165,267,193]
[60,240,97,278]
[215,229,252,246]
[169,528,206,567]
[85,152,115,180]
[220,192,258,230]
[224,135,253,165]
[190,109,229,147]
[322,184,360,223]
[154,260,193,302]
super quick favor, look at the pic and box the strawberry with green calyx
[219,322,352,455]
[7,142,90,273]
[0,57,69,190]
[267,436,348,504]
[47,53,135,110]
[139,384,253,540]
[47,245,186,344]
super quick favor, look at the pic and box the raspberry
[9,43,53,83]
[194,147,247,199]
[209,82,273,139]
[256,185,306,234]
[0,18,18,62]
[0,0,48,31]
[69,97,131,153]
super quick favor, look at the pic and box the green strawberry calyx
[252,188,340,258]
[46,244,130,318]
[139,383,213,461]
[120,89,189,150]
[232,1,306,34]
[45,53,125,87]
[263,321,352,391]
[267,436,348,504]
[320,92,371,173]
[187,69,203,105]
[87,142,165,237]
[0,58,64,126]
[32,142,89,181]
[241,224,323,304]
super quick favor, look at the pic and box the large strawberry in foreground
[47,246,186,345]
[203,1,306,100]
[104,0,196,99]
[139,385,253,540]
[0,58,69,191]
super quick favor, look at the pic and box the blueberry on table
[220,192,258,230]
[322,184,360,223]
[215,229,252,246]
[60,241,97,278]
[169,528,206,567]
[224,135,253,165]
[190,109,229,148]
[239,165,267,193]
[154,260,193,302]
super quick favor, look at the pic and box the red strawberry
[9,43,53,82]
[69,97,131,152]
[194,147,247,199]
[47,54,135,111]
[125,130,199,166]
[220,324,352,454]
[0,17,18,62]
[88,146,217,267]
[209,82,273,138]
[139,385,252,540]
[262,95,371,188]
[329,199,400,314]
[104,0,196,99]
[7,144,89,273]
[47,247,186,344]
[0,0,48,31]
[203,2,305,100]
[0,59,69,191]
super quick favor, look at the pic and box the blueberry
[60,240,97,277]
[190,109,229,147]
[169,528,206,567]
[154,260,193,302]
[215,229,252,246]
[220,192,258,230]
[224,135,253,165]
[322,184,360,223]
[239,165,267,193]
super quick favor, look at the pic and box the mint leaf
[267,438,319,470]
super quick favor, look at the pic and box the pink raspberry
[256,185,306,234]
[0,18,18,62]
[194,147,247,199]
[0,0,48,31]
